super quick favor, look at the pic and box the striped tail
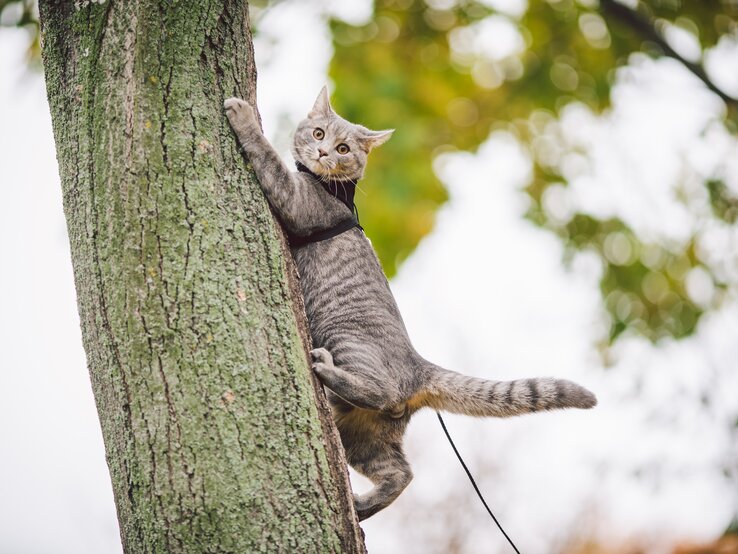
[423,366,597,417]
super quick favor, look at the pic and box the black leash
[436,412,521,554]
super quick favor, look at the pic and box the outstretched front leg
[224,98,330,233]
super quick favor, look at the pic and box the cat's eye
[336,143,350,155]
[313,128,324,140]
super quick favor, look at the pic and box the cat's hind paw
[310,347,333,366]
[310,347,335,380]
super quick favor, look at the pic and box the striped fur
[225,89,597,521]
[424,367,596,417]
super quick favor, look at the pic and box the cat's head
[292,86,393,182]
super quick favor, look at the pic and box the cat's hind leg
[350,441,413,521]
[310,347,405,416]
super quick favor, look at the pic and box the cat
[224,87,597,521]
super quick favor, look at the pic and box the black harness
[288,162,363,248]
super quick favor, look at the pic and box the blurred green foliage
[7,0,737,345]
[329,0,738,344]
[707,179,738,224]
[0,0,39,66]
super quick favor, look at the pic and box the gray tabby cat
[224,87,597,521]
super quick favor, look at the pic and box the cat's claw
[224,97,257,129]
[310,347,333,366]
[223,97,248,111]
[310,348,335,378]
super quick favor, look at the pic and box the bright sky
[1,2,737,553]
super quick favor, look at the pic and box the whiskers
[316,172,343,200]
[294,146,366,201]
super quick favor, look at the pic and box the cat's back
[292,229,410,348]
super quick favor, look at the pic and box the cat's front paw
[224,97,258,131]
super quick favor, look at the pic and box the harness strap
[288,216,362,248]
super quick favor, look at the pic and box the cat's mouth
[295,146,342,179]
[310,160,328,174]
[312,157,339,176]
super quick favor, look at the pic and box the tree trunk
[38,1,365,552]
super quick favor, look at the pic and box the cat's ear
[308,86,334,119]
[359,128,394,151]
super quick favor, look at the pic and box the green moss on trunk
[39,1,365,551]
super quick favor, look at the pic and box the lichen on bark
[39,1,365,551]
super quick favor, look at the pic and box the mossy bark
[39,1,365,552]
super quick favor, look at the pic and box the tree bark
[39,1,365,552]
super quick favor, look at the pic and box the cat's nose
[318,148,328,158]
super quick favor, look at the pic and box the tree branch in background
[600,0,738,108]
